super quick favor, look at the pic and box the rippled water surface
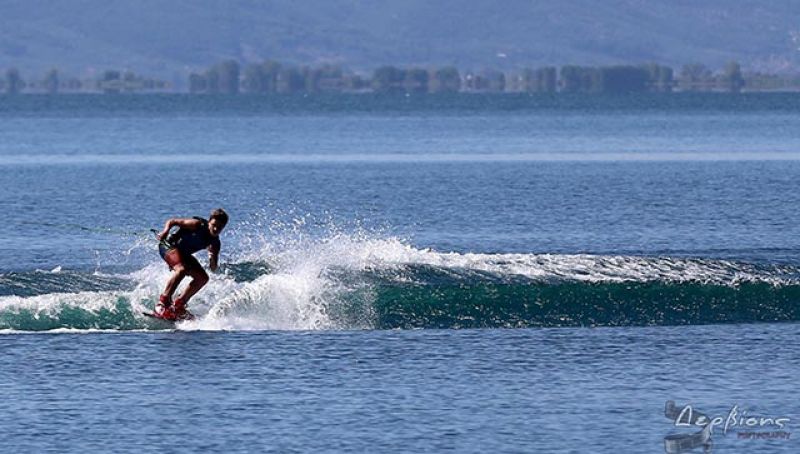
[1,94,799,452]
[2,324,798,453]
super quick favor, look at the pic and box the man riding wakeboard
[154,208,228,321]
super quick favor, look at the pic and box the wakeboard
[143,310,175,322]
[142,310,195,322]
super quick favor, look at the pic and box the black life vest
[166,217,220,255]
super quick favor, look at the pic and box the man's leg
[162,266,187,299]
[173,255,208,318]
[161,249,187,301]
[176,268,209,304]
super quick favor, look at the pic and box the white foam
[0,290,130,316]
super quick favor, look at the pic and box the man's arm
[208,243,220,272]
[157,218,202,241]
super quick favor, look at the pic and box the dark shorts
[159,243,202,271]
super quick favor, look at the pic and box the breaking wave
[1,229,799,332]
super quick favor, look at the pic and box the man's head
[208,208,228,236]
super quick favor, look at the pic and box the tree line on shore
[0,69,169,94]
[2,61,799,94]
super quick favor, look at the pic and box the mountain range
[1,0,798,84]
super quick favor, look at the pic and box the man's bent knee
[191,270,209,286]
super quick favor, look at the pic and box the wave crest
[1,233,799,331]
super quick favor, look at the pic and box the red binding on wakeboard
[143,309,195,322]
[144,296,195,322]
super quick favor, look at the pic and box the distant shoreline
[1,92,799,117]
[4,61,800,95]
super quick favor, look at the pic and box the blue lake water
[0,94,798,452]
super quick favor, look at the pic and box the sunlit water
[0,94,798,452]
